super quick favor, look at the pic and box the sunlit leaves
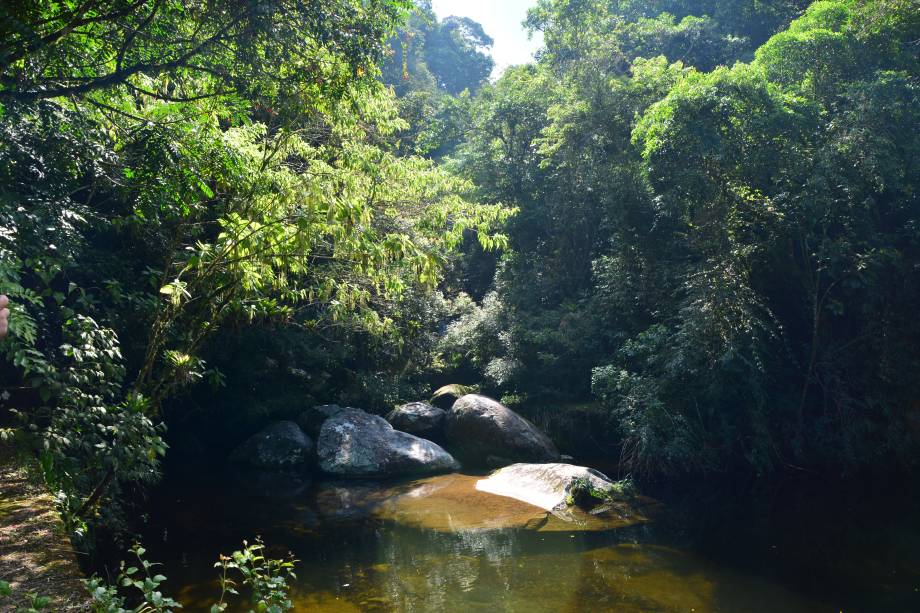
[0,0,413,104]
[0,0,510,542]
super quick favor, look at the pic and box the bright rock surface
[475,463,619,511]
[317,408,460,477]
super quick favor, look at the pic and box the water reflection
[301,530,818,613]
[142,472,919,613]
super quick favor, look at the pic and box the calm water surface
[135,470,920,612]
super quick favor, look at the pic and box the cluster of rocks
[228,394,630,515]
[229,393,560,478]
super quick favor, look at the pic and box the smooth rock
[386,402,447,441]
[375,473,653,532]
[475,462,625,512]
[229,421,313,470]
[376,474,550,531]
[446,394,559,466]
[317,408,460,477]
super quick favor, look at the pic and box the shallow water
[136,470,920,612]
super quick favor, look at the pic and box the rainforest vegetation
[0,0,918,609]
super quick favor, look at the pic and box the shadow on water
[130,468,920,613]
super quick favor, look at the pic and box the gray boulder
[386,402,447,441]
[446,394,560,466]
[317,408,460,477]
[296,404,348,438]
[475,463,625,512]
[229,421,313,470]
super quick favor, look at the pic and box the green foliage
[0,0,413,104]
[430,383,480,402]
[445,0,920,477]
[212,539,298,613]
[605,0,920,474]
[85,545,181,612]
[381,1,494,97]
[0,0,915,556]
[526,0,809,73]
[447,53,688,400]
[440,291,511,383]
[43,317,165,536]
[377,3,495,162]
[424,16,495,95]
[565,476,636,507]
[84,539,295,613]
[0,0,509,543]
[392,89,474,158]
[0,581,52,613]
[754,0,919,98]
[618,13,746,71]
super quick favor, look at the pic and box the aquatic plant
[566,477,636,508]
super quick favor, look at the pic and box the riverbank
[0,448,89,611]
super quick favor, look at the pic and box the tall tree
[447,0,920,477]
[0,0,510,528]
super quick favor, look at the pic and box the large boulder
[376,472,651,532]
[475,463,628,512]
[296,404,348,438]
[229,421,314,470]
[445,395,559,466]
[386,402,447,442]
[317,408,460,477]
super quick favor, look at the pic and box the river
[134,469,920,612]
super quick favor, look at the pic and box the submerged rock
[475,463,627,512]
[313,481,396,521]
[376,473,550,531]
[445,394,560,466]
[375,473,653,532]
[229,421,314,470]
[317,408,460,477]
[386,402,447,442]
[297,404,348,438]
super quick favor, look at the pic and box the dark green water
[134,470,920,612]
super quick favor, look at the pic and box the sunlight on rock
[375,474,551,531]
[474,462,630,511]
[374,473,653,533]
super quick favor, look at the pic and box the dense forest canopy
[0,0,510,536]
[0,0,918,583]
[441,0,920,476]
[380,0,495,96]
